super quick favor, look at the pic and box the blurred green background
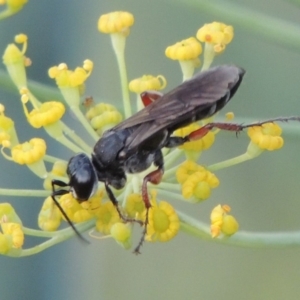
[0,0,300,299]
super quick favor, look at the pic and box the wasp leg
[51,180,88,243]
[104,183,143,226]
[134,150,164,254]
[167,116,300,146]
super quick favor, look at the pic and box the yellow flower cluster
[248,123,284,150]
[176,160,219,201]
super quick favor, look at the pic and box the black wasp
[51,65,298,253]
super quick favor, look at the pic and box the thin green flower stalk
[0,9,299,257]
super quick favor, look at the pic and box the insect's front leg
[104,183,143,226]
[51,180,88,243]
[134,150,164,254]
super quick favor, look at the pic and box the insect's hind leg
[166,117,300,147]
[134,150,164,254]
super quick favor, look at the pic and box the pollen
[24,101,66,128]
[129,75,167,94]
[11,138,46,165]
[247,123,284,150]
[98,11,134,35]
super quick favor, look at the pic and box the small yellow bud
[165,37,202,61]
[98,11,134,35]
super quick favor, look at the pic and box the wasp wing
[114,65,245,151]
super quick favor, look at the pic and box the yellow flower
[176,161,219,201]
[23,101,65,128]
[210,204,239,238]
[0,0,27,14]
[1,222,24,249]
[0,203,22,224]
[98,11,134,35]
[0,104,16,146]
[38,196,62,231]
[48,60,93,88]
[146,191,179,242]
[165,37,202,61]
[247,122,284,151]
[110,222,132,249]
[196,22,234,53]
[86,103,123,135]
[59,193,94,223]
[11,138,46,164]
[125,193,146,220]
[95,201,121,235]
[129,75,167,94]
[2,34,28,88]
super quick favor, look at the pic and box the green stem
[68,106,99,142]
[61,123,93,153]
[0,70,63,101]
[178,210,300,248]
[111,33,131,118]
[44,154,67,164]
[16,221,95,257]
[207,152,253,172]
[170,0,300,51]
[0,188,49,197]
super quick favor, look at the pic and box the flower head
[247,122,284,151]
[86,103,123,135]
[176,161,219,202]
[110,222,132,249]
[98,11,134,35]
[23,100,65,129]
[210,204,239,238]
[95,201,121,235]
[129,75,167,94]
[146,191,179,243]
[125,193,146,221]
[48,60,93,89]
[196,22,233,53]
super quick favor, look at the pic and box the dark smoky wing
[115,65,245,151]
